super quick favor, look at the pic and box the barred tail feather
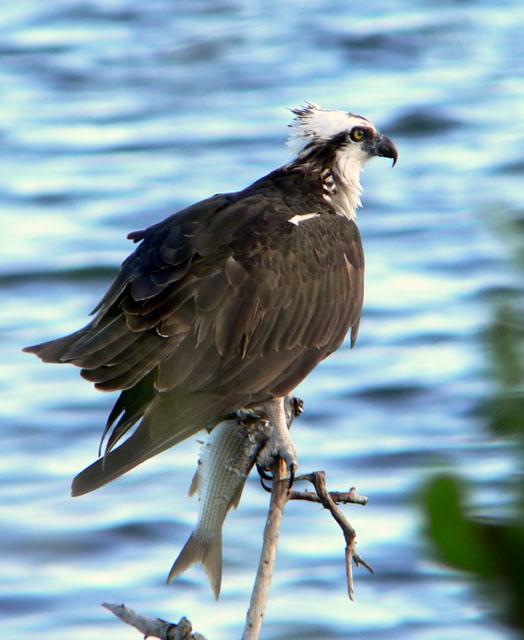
[167,529,222,599]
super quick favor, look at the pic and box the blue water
[2,1,524,638]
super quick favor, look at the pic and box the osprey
[25,104,397,496]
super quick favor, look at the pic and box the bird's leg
[256,396,298,480]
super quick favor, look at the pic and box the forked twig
[294,471,373,600]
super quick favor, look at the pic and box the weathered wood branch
[102,603,208,639]
[242,458,289,640]
[289,481,368,506]
[294,471,373,601]
[103,468,370,639]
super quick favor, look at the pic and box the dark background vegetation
[424,214,524,635]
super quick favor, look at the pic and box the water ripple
[2,1,523,639]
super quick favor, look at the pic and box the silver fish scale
[167,415,272,598]
[195,418,271,532]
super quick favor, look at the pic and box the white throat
[329,146,368,219]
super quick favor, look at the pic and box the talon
[292,397,304,417]
[259,475,273,493]
[257,397,299,485]
[279,444,298,479]
[288,462,296,489]
[256,463,274,482]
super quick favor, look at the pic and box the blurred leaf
[483,394,524,440]
[483,300,524,442]
[485,304,524,392]
[423,476,524,631]
[495,524,524,630]
[424,474,496,576]
[423,205,524,634]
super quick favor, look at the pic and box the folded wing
[25,189,364,495]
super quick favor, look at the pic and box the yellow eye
[350,127,365,142]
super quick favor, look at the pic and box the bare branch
[292,471,373,600]
[102,469,371,639]
[102,603,208,640]
[242,458,290,640]
[289,482,368,506]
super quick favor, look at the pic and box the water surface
[2,1,524,638]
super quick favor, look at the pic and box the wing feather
[63,316,129,360]
[27,179,365,494]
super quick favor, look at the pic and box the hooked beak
[371,134,398,167]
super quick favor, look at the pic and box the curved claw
[257,465,273,492]
[292,397,304,417]
[288,462,296,490]
[257,460,295,492]
[259,475,273,493]
[256,463,274,482]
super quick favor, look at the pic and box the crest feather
[287,103,372,156]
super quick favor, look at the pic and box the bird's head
[286,103,397,217]
[287,103,398,169]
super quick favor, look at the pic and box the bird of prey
[25,104,397,497]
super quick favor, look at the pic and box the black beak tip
[375,135,398,167]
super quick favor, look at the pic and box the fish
[167,396,302,598]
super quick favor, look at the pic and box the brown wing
[25,187,364,495]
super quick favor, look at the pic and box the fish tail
[167,529,222,599]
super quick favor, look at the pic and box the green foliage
[484,303,524,444]
[422,213,524,634]
[425,475,495,577]
[424,474,524,632]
